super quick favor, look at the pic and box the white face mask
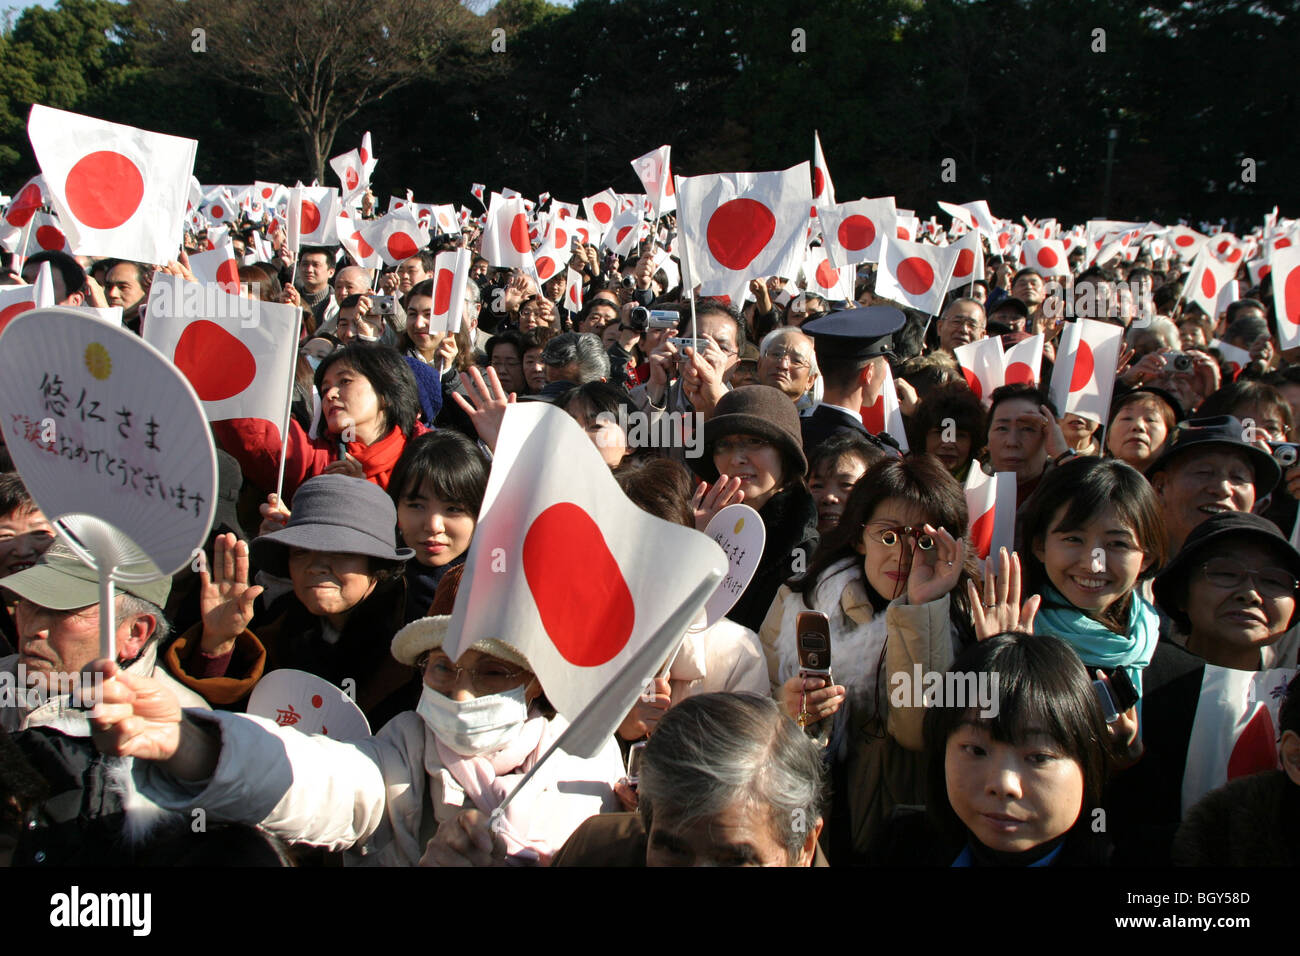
[417,682,530,756]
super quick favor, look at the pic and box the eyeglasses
[714,436,772,456]
[1201,559,1298,598]
[870,526,937,550]
[763,347,810,368]
[425,656,527,695]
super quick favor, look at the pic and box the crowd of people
[1,181,1298,869]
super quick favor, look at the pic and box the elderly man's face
[334,266,369,299]
[646,800,819,867]
[938,301,986,352]
[104,263,147,310]
[16,596,154,684]
[579,303,618,335]
[758,332,815,400]
[1150,448,1256,552]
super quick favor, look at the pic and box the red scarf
[347,425,417,490]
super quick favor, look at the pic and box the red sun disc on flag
[1037,247,1059,269]
[509,213,530,253]
[300,201,320,235]
[350,231,373,258]
[1070,339,1095,392]
[210,205,226,221]
[1226,249,1242,264]
[0,300,34,335]
[216,259,241,294]
[1283,265,1300,325]
[706,198,776,271]
[838,215,875,252]
[522,502,634,666]
[896,226,908,240]
[36,225,64,251]
[65,151,144,229]
[961,367,983,400]
[1277,237,1292,249]
[814,259,838,289]
[969,507,995,559]
[1174,234,1194,247]
[615,226,633,246]
[345,168,359,191]
[812,167,825,199]
[173,321,257,401]
[535,256,556,280]
[567,285,579,306]
[359,146,369,164]
[5,183,43,227]
[553,228,567,248]
[592,201,612,224]
[953,248,974,279]
[1200,268,1218,299]
[1005,361,1035,385]
[387,232,418,261]
[1215,239,1231,256]
[998,234,1010,249]
[895,257,935,295]
[557,207,571,220]
[433,268,454,314]
[261,187,273,199]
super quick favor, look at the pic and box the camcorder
[626,307,681,333]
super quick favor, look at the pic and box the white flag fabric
[948,231,984,291]
[600,207,642,257]
[563,267,584,313]
[676,163,812,292]
[481,194,537,275]
[445,403,726,758]
[859,362,909,451]
[818,196,895,267]
[630,145,676,218]
[360,210,429,267]
[28,105,197,264]
[292,186,340,248]
[802,251,854,300]
[582,188,619,236]
[937,200,977,231]
[964,468,1018,560]
[1019,239,1069,277]
[1182,247,1238,317]
[143,275,299,436]
[1270,245,1300,349]
[0,284,37,335]
[1181,665,1296,816]
[812,131,836,210]
[329,148,367,204]
[188,242,242,294]
[875,234,959,315]
[429,249,471,334]
[22,212,71,256]
[359,131,377,179]
[336,208,382,269]
[1050,318,1123,425]
[954,337,1004,401]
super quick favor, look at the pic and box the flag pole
[275,306,303,503]
[488,568,722,827]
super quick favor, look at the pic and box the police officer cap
[801,305,906,361]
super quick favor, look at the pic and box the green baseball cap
[1,539,171,611]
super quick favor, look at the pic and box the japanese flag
[875,235,959,315]
[329,148,367,203]
[291,186,340,248]
[429,249,471,334]
[630,145,676,218]
[532,221,572,284]
[0,284,37,336]
[188,242,242,294]
[1181,665,1296,815]
[811,130,836,210]
[601,207,642,257]
[1050,319,1123,425]
[859,362,909,451]
[28,105,196,264]
[1020,239,1068,277]
[582,188,619,237]
[481,193,537,277]
[564,217,598,248]
[253,181,283,209]
[818,196,895,267]
[430,204,458,236]
[1182,247,1238,318]
[802,252,854,300]
[954,337,1004,401]
[471,183,487,206]
[143,274,300,436]
[1207,232,1245,267]
[445,402,726,759]
[564,267,584,313]
[551,201,579,222]
[359,131,377,179]
[23,212,71,256]
[360,211,429,267]
[676,163,812,292]
[948,231,984,291]
[1003,334,1045,388]
[0,174,46,251]
[336,208,382,269]
[964,468,1017,561]
[1269,246,1300,349]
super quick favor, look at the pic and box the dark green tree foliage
[0,0,1295,227]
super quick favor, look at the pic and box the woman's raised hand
[691,475,744,530]
[198,533,264,655]
[452,366,515,453]
[906,524,964,606]
[967,547,1041,640]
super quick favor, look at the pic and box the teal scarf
[1033,585,1159,697]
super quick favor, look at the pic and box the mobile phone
[668,337,710,353]
[625,740,647,789]
[336,439,348,461]
[1092,668,1138,723]
[796,611,832,680]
